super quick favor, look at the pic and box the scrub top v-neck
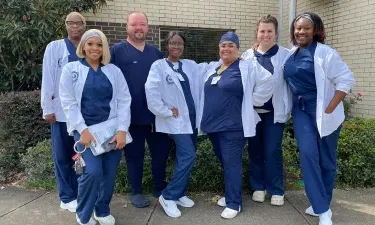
[110,41,163,124]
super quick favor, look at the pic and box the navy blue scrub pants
[51,122,77,203]
[162,131,197,200]
[73,132,122,224]
[124,124,171,195]
[292,105,341,214]
[208,131,247,211]
[248,111,285,196]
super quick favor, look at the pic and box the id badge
[211,76,221,85]
[176,73,185,81]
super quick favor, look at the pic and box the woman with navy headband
[284,13,355,225]
[199,31,275,219]
[60,29,131,225]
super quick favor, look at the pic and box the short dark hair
[164,31,186,54]
[290,12,326,46]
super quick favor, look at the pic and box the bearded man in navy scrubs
[110,11,170,208]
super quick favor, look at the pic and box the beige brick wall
[281,0,290,47]
[84,0,374,118]
[293,0,375,118]
[84,0,279,54]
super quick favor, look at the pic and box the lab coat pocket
[52,97,61,111]
[323,112,335,135]
[165,114,181,133]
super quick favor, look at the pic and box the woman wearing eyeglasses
[145,31,209,218]
[199,32,275,219]
[41,11,86,212]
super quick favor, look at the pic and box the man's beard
[131,32,147,42]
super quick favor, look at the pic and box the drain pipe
[278,0,283,46]
[288,0,297,48]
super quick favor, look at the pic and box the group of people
[41,10,355,225]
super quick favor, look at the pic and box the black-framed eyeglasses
[169,42,184,47]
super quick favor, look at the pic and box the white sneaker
[252,191,266,203]
[60,199,77,212]
[270,195,284,206]
[76,214,96,225]
[217,197,226,207]
[319,209,333,225]
[175,196,195,208]
[305,206,332,218]
[94,212,115,225]
[221,206,241,219]
[159,195,181,218]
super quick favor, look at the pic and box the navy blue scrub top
[284,41,318,115]
[166,60,196,129]
[64,38,79,62]
[80,59,113,126]
[110,41,163,125]
[253,44,279,111]
[201,59,243,133]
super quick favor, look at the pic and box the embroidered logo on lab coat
[72,71,79,82]
[166,75,174,84]
[58,58,63,69]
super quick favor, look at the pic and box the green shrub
[0,91,50,181]
[114,137,237,194]
[0,0,108,92]
[282,129,301,189]
[279,118,375,189]
[336,118,375,187]
[21,139,56,189]
[20,118,375,192]
[343,90,363,118]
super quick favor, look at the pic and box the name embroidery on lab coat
[166,75,174,84]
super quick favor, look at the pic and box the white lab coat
[41,39,72,122]
[59,61,131,135]
[145,59,207,134]
[241,46,292,123]
[198,59,275,137]
[287,43,355,137]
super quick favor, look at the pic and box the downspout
[278,0,283,46]
[288,0,297,48]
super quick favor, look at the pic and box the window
[159,27,233,63]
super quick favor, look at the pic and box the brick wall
[281,0,291,47]
[292,0,375,118]
[84,0,280,54]
[86,21,159,47]
[84,0,374,118]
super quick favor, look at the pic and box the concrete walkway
[0,187,374,225]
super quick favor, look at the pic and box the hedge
[1,91,374,190]
[0,91,50,182]
[20,117,375,192]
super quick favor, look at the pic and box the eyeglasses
[66,21,84,27]
[219,43,236,48]
[169,42,184,47]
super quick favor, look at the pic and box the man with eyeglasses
[110,11,171,208]
[41,11,86,213]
